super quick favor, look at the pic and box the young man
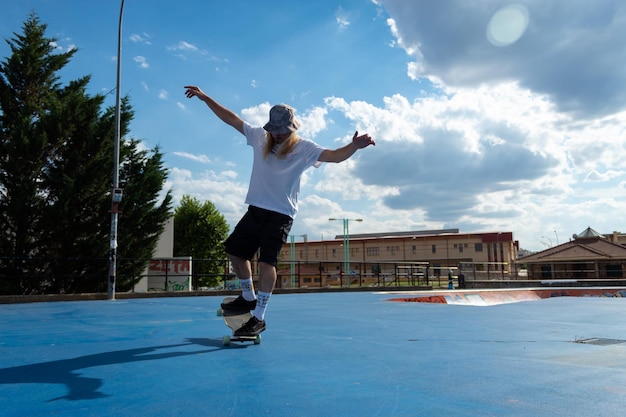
[184,86,375,336]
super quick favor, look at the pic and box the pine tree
[0,13,172,294]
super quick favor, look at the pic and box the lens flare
[487,4,529,47]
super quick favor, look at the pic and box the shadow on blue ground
[0,338,232,401]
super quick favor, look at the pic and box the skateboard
[217,297,262,346]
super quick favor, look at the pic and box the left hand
[352,131,375,149]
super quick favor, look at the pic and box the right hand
[351,131,375,149]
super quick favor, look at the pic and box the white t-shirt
[243,123,325,218]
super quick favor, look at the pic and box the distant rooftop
[574,226,604,240]
[336,228,460,240]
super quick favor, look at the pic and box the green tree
[0,13,172,294]
[174,196,229,288]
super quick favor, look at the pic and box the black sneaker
[221,295,256,312]
[234,316,266,337]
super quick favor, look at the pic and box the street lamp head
[329,217,362,222]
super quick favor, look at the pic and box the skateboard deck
[217,297,262,346]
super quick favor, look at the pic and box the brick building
[520,227,626,281]
[277,229,518,287]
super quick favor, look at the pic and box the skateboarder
[184,86,375,337]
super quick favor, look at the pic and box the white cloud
[166,167,247,227]
[129,33,152,45]
[335,7,351,30]
[49,39,75,53]
[168,41,199,53]
[133,55,149,68]
[584,169,624,182]
[241,102,272,127]
[173,152,212,164]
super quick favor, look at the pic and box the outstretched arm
[184,86,244,135]
[318,131,375,163]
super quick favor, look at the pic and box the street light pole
[108,0,125,300]
[329,218,363,287]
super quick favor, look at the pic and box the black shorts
[224,206,293,267]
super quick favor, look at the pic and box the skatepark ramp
[387,288,626,306]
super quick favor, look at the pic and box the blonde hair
[263,131,299,159]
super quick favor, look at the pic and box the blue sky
[2,0,625,252]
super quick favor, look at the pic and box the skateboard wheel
[254,334,262,345]
[216,308,223,317]
[223,335,231,346]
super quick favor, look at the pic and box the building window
[332,249,337,258]
[606,264,623,278]
[459,245,463,253]
[432,245,436,253]
[366,247,379,256]
[412,245,417,255]
[386,245,400,255]
[475,243,483,252]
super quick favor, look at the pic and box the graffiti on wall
[148,257,192,292]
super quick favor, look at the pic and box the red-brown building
[520,227,626,281]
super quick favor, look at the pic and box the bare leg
[227,254,257,301]
[228,255,276,293]
[258,261,277,293]
[228,254,252,280]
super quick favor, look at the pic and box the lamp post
[329,218,363,287]
[108,0,125,300]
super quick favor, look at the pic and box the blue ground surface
[1,291,626,416]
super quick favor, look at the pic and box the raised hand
[184,85,207,100]
[351,131,375,149]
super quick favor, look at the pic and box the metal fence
[1,257,527,295]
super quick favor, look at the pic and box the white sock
[253,291,271,321]
[239,278,256,301]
